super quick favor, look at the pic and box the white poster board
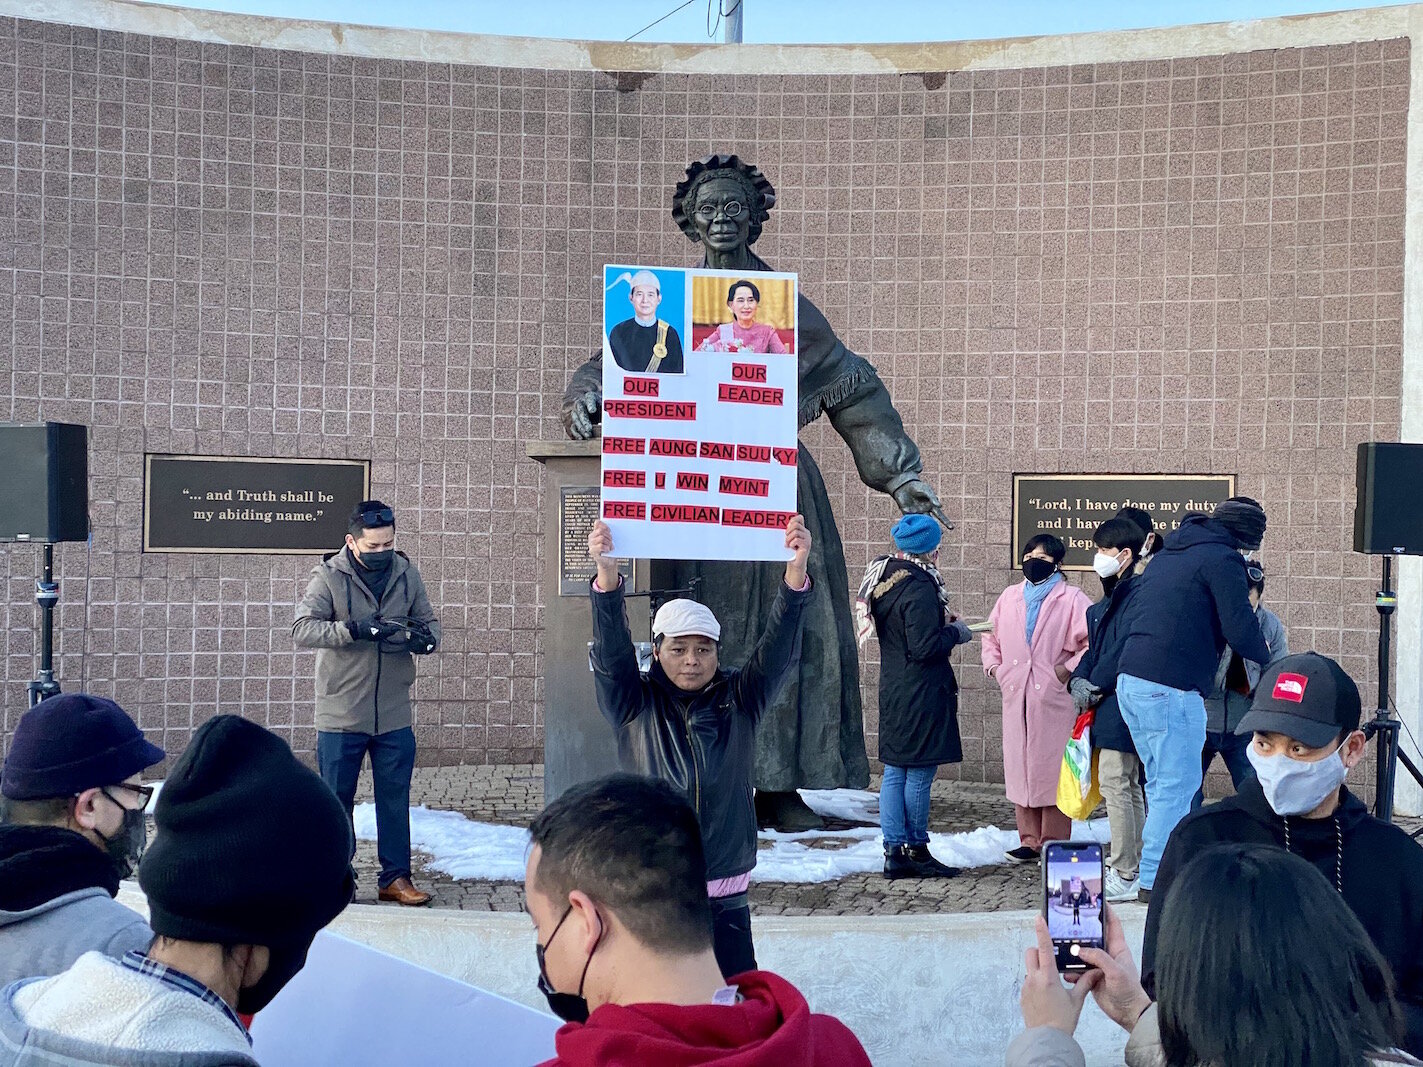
[249,931,559,1067]
[600,265,799,562]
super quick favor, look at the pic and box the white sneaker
[1104,868,1138,902]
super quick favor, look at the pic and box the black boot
[906,844,960,879]
[883,845,919,880]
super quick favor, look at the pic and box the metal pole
[1374,554,1398,822]
[722,0,743,43]
[28,542,61,706]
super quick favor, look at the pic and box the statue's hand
[892,478,954,531]
[566,390,602,441]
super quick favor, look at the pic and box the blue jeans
[1192,729,1255,810]
[1116,675,1206,891]
[317,727,416,889]
[880,764,936,848]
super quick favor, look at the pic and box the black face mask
[356,548,394,571]
[1022,557,1057,585]
[536,905,602,1024]
[236,940,311,1015]
[96,790,147,880]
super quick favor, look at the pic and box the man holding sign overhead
[586,515,811,980]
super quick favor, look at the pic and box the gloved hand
[406,631,438,655]
[348,615,401,642]
[1069,676,1102,710]
[948,619,974,646]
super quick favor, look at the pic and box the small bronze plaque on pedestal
[559,486,629,595]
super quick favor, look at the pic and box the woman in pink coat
[981,534,1092,862]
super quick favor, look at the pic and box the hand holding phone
[1041,840,1106,972]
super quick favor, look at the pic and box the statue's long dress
[563,253,926,791]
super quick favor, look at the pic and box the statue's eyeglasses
[694,200,743,221]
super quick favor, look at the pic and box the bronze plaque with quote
[1011,474,1236,571]
[143,455,370,553]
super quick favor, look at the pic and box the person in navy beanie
[855,513,972,880]
[0,693,163,987]
[0,715,355,1067]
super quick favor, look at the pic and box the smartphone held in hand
[1041,840,1105,973]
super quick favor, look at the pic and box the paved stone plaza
[351,765,1054,915]
[350,764,1423,915]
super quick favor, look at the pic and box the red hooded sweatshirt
[538,970,872,1067]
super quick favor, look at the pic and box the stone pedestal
[526,440,647,802]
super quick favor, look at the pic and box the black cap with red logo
[1234,652,1363,748]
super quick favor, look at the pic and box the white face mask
[1240,549,1256,561]
[1247,741,1350,817]
[1092,551,1123,579]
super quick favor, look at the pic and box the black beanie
[139,715,354,947]
[1213,498,1267,550]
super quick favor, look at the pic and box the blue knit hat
[2,693,165,800]
[892,513,942,555]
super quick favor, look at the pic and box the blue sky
[129,0,1411,44]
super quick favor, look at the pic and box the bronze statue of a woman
[562,154,950,830]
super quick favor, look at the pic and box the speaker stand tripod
[1361,553,1423,825]
[26,542,61,707]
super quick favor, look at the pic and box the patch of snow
[352,802,1112,886]
[354,804,531,882]
[797,788,879,823]
[758,826,882,843]
[753,817,1111,883]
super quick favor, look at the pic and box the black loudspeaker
[1355,442,1423,555]
[0,422,89,543]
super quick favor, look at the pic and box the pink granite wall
[0,17,1407,782]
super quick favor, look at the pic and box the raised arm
[735,516,813,718]
[587,521,651,728]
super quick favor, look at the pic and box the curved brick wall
[0,7,1409,782]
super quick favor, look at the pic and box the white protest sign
[600,265,799,562]
[249,931,559,1066]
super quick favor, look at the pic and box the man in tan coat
[293,500,439,906]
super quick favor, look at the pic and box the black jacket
[1141,779,1423,1055]
[867,559,968,768]
[590,577,810,881]
[1117,515,1270,695]
[1071,572,1142,755]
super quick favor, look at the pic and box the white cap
[629,269,660,293]
[652,599,721,642]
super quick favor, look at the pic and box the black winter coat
[867,560,969,768]
[1141,779,1423,1055]
[1071,572,1143,755]
[590,578,810,881]
[1117,515,1270,696]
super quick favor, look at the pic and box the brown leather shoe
[378,877,432,906]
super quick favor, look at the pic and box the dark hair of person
[1115,505,1166,556]
[347,500,394,538]
[1155,843,1400,1067]
[1115,506,1153,539]
[727,279,761,304]
[0,795,74,826]
[1023,534,1066,563]
[1093,517,1145,563]
[1246,560,1266,597]
[527,773,713,957]
[1226,494,1263,509]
